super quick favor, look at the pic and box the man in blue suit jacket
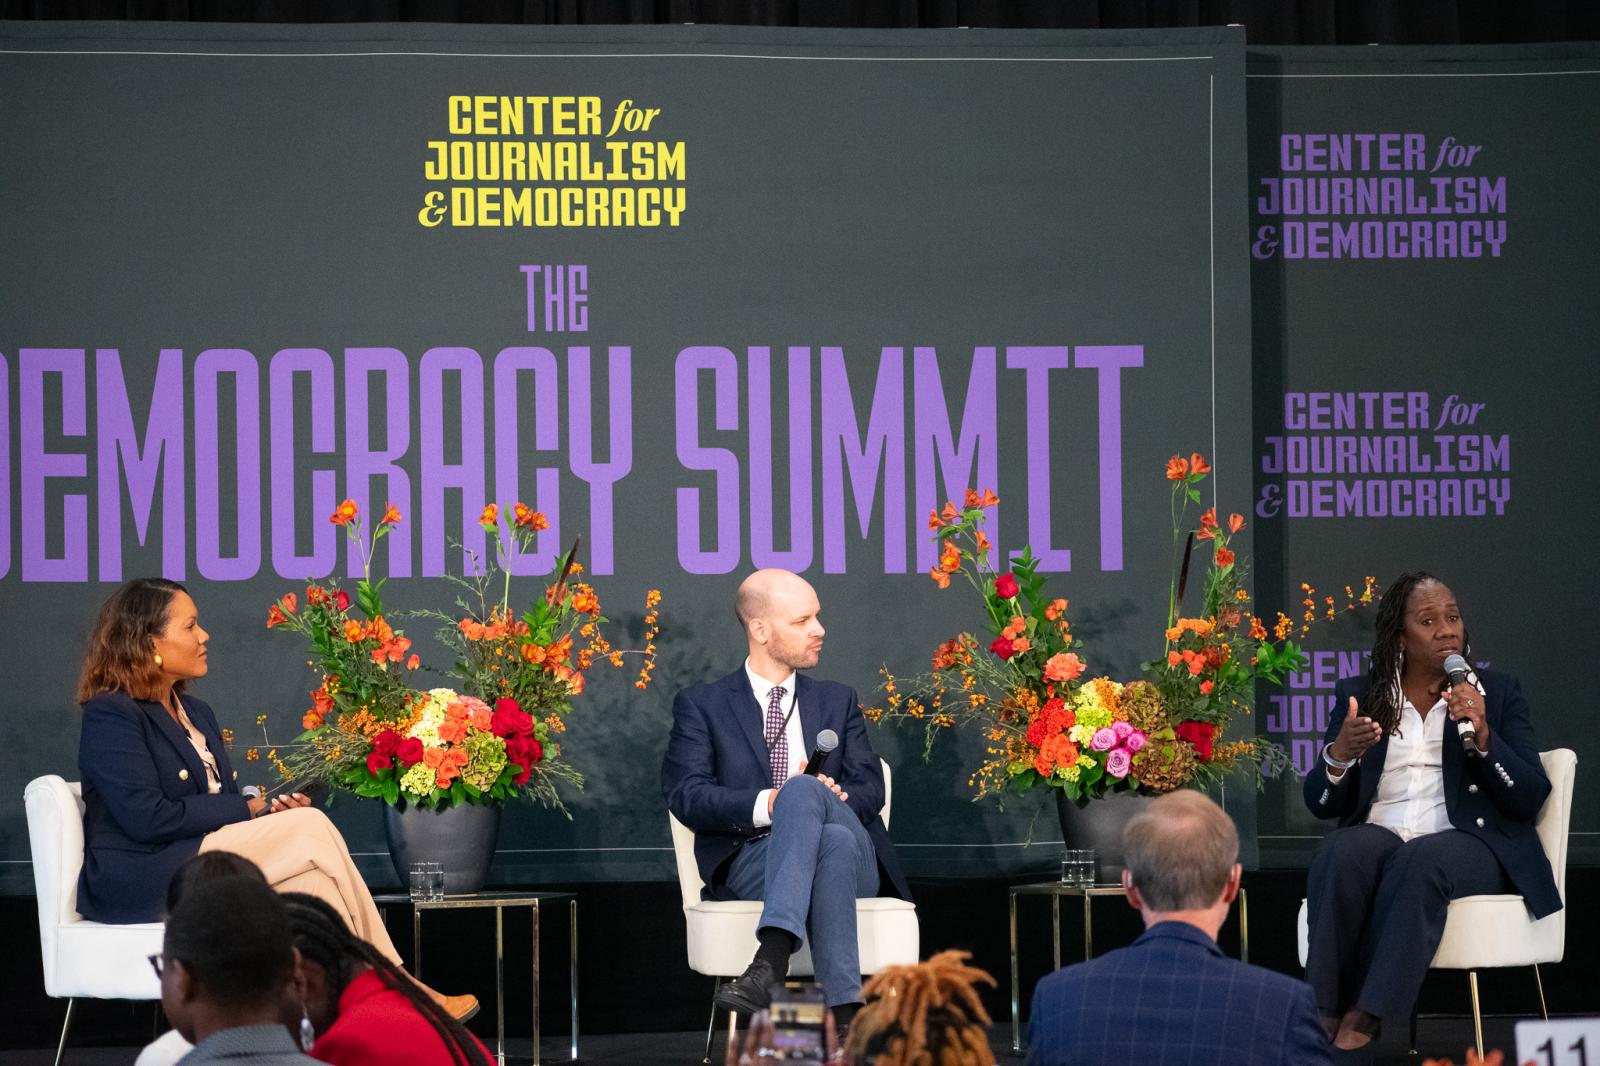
[1028,791,1331,1066]
[662,569,909,1027]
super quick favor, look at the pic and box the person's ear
[172,958,198,1006]
[1122,869,1143,912]
[750,618,768,647]
[1220,863,1243,905]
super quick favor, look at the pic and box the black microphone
[802,729,839,776]
[1443,653,1477,752]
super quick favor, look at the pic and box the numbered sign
[1518,1019,1600,1066]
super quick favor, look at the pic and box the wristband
[1322,747,1357,771]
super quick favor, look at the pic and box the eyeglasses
[147,952,166,978]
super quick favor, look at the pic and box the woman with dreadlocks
[844,950,995,1066]
[1302,571,1559,1062]
[281,892,494,1066]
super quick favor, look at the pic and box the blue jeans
[724,774,880,1006]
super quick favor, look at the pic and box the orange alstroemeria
[1165,455,1189,481]
[1196,507,1218,542]
[306,585,328,606]
[1189,452,1212,476]
[929,566,951,589]
[939,541,961,573]
[1215,546,1236,568]
[380,501,402,526]
[344,619,364,643]
[941,500,962,524]
[266,604,288,628]
[974,531,992,557]
[513,502,550,530]
[927,508,944,531]
[478,503,499,529]
[1228,512,1245,534]
[330,499,359,526]
[522,643,548,665]
[978,489,1000,509]
[964,488,982,509]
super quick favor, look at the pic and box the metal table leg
[1051,894,1062,971]
[414,907,424,977]
[1239,887,1249,965]
[1082,893,1093,960]
[532,899,542,1066]
[569,898,580,1062]
[1009,890,1021,1053]
[495,905,507,1066]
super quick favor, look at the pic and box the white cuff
[752,789,774,829]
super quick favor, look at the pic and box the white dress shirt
[1364,695,1452,842]
[746,659,804,829]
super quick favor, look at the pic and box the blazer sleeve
[1302,677,1362,820]
[79,695,250,844]
[836,688,887,827]
[661,687,763,835]
[1471,675,1550,821]
[1282,981,1335,1064]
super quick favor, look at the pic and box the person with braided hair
[843,950,996,1066]
[281,892,494,1066]
[1303,571,1557,1060]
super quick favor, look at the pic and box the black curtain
[2,0,1597,45]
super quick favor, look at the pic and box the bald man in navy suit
[662,569,909,1031]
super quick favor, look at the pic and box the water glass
[1060,849,1097,887]
[409,861,445,901]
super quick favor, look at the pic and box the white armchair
[1296,748,1576,1057]
[24,774,165,1066]
[668,759,920,1061]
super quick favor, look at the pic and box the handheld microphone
[1443,653,1477,752]
[802,729,839,776]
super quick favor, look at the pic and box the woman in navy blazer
[76,578,477,1021]
[1302,571,1558,1058]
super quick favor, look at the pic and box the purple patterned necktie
[764,685,789,786]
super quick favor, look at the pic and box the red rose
[989,636,1016,660]
[1175,720,1216,761]
[366,752,393,775]
[994,573,1020,599]
[371,729,401,757]
[396,737,425,767]
[506,736,544,785]
[333,589,350,612]
[491,703,535,738]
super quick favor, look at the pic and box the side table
[376,891,579,1065]
[1008,881,1249,1052]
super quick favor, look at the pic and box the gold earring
[154,654,164,667]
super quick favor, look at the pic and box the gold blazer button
[178,768,189,781]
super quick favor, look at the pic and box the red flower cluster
[366,728,425,776]
[492,698,544,784]
[1175,720,1216,761]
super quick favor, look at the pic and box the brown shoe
[424,986,480,1022]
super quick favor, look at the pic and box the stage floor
[11,1017,1527,1064]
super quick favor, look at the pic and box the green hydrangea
[1073,698,1113,731]
[399,761,435,798]
[463,731,508,791]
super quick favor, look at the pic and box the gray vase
[1055,789,1153,885]
[382,801,502,895]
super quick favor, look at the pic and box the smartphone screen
[769,983,827,1064]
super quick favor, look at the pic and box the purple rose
[1106,748,1132,778]
[1124,730,1147,753]
[1091,727,1117,752]
[1112,720,1133,741]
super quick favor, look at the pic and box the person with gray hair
[1026,791,1333,1065]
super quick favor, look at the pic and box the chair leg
[1467,971,1484,1060]
[53,998,75,1066]
[1409,1009,1419,1057]
[1534,962,1549,1021]
[703,979,721,1064]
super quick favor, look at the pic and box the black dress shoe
[714,958,781,1015]
[1331,1042,1378,1065]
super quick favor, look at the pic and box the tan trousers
[200,806,401,965]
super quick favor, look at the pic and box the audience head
[77,576,197,701]
[843,950,996,1066]
[280,892,490,1065]
[166,849,266,914]
[159,875,296,1044]
[1121,789,1241,917]
[734,569,824,672]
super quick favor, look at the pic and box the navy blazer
[661,668,910,901]
[1302,669,1559,919]
[1027,920,1332,1065]
[77,690,250,923]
